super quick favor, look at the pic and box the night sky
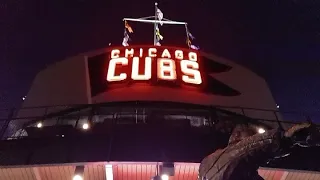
[0,0,319,121]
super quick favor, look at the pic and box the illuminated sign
[105,47,202,85]
[88,46,241,97]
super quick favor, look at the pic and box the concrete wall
[17,55,91,120]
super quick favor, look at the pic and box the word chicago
[107,47,202,85]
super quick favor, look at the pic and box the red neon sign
[106,47,202,85]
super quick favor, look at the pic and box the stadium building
[0,4,319,180]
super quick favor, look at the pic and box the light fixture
[161,174,169,180]
[105,164,113,180]
[82,123,89,130]
[73,175,83,180]
[159,162,174,179]
[37,122,43,128]
[258,128,266,134]
[73,166,84,180]
[153,162,174,180]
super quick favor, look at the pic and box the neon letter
[161,49,171,58]
[125,48,134,58]
[139,48,143,57]
[157,58,177,80]
[131,57,152,80]
[188,52,197,61]
[175,50,183,60]
[106,58,128,82]
[111,49,120,58]
[180,60,202,85]
[148,48,157,57]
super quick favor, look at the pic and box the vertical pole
[185,24,190,49]
[154,2,158,45]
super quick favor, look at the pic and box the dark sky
[0,0,319,120]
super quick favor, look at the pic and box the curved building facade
[19,46,278,120]
[1,46,317,180]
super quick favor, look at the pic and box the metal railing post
[273,111,279,121]
[89,104,96,124]
[210,106,218,127]
[0,108,15,139]
[273,110,284,130]
[241,108,245,116]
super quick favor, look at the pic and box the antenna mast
[122,3,196,48]
[154,2,158,46]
